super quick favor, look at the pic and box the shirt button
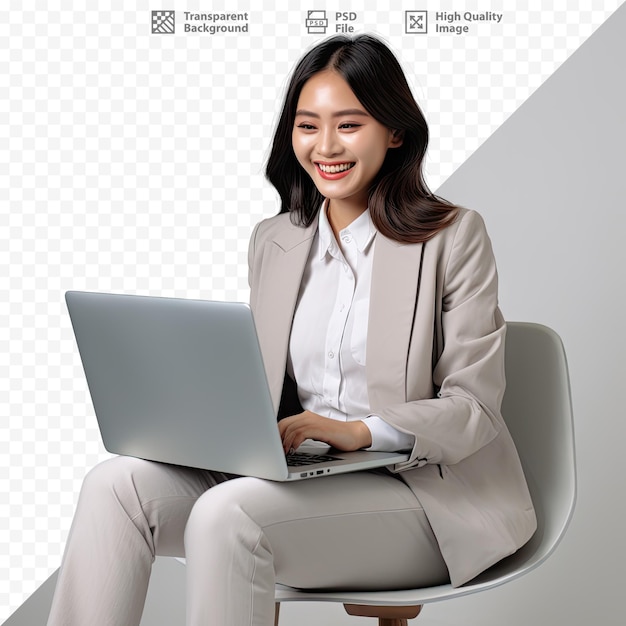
[328,351,335,359]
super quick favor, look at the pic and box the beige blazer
[248,206,537,587]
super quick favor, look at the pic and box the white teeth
[318,163,354,173]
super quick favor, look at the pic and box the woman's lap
[89,455,449,589]
[199,470,449,589]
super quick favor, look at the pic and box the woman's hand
[278,411,372,454]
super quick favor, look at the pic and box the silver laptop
[65,291,409,481]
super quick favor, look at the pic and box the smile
[315,162,355,180]
[317,162,355,173]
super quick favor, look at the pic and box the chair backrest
[472,322,577,586]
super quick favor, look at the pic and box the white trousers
[47,455,448,626]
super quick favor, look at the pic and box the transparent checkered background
[1,0,621,617]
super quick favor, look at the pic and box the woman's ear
[389,129,404,148]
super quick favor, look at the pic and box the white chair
[274,322,577,626]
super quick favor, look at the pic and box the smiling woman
[47,33,536,626]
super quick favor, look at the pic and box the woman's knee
[79,456,161,517]
[83,454,144,488]
[184,477,265,551]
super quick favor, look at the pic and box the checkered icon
[152,10,175,34]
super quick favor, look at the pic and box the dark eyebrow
[294,108,370,118]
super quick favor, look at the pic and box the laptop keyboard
[286,452,341,466]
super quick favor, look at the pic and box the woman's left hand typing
[278,411,372,454]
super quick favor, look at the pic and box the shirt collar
[317,201,377,260]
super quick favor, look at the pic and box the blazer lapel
[367,235,424,410]
[253,219,317,413]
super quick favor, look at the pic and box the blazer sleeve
[247,218,269,316]
[247,220,261,292]
[378,210,507,469]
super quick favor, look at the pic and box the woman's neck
[326,199,367,240]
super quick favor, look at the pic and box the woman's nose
[317,127,341,157]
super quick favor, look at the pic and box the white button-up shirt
[287,206,415,452]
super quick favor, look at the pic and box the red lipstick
[315,162,355,180]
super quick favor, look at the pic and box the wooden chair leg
[344,603,422,625]
[274,602,280,626]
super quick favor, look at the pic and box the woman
[48,34,536,626]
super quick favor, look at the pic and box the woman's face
[292,70,402,214]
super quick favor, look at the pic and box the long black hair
[265,34,458,243]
